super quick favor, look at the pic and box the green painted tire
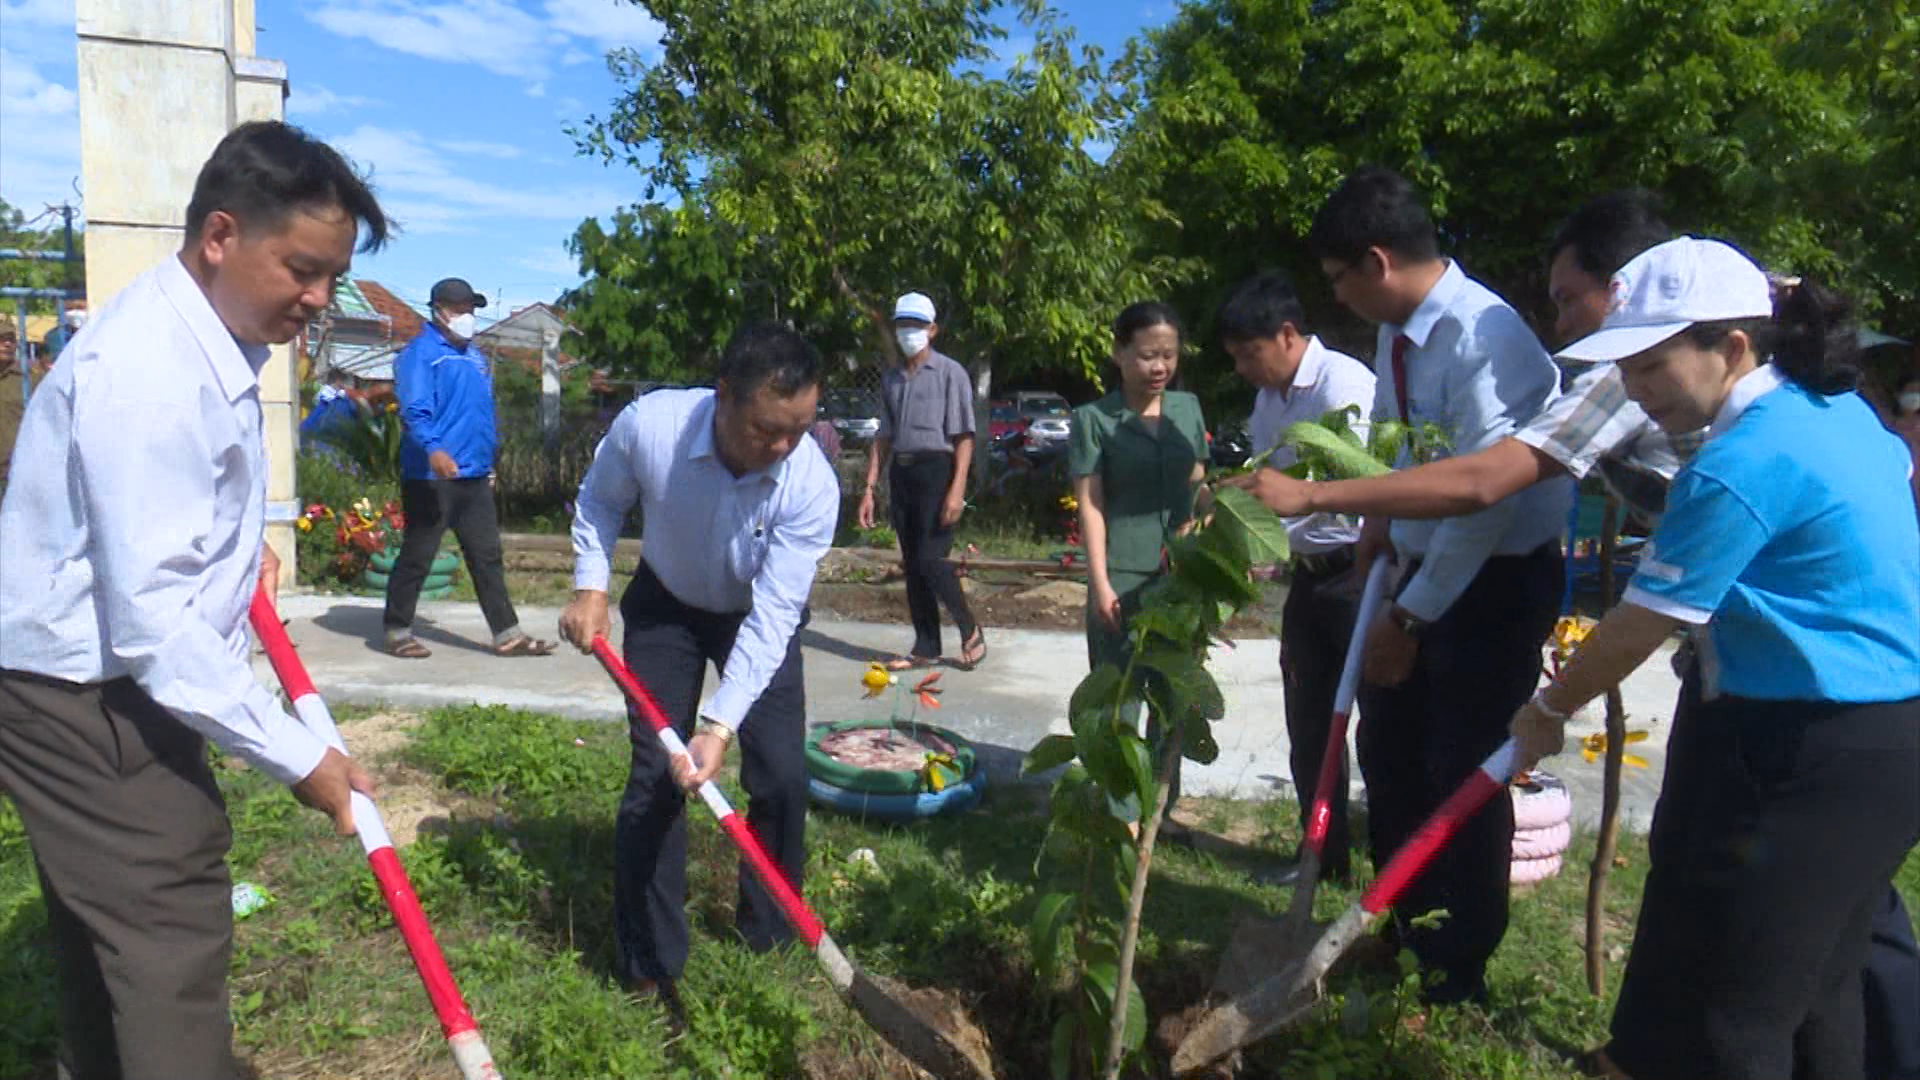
[369,550,459,575]
[360,569,454,591]
[804,719,977,795]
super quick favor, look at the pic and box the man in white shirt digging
[0,121,388,1079]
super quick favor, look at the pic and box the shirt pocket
[726,496,776,583]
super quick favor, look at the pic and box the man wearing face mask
[385,277,553,658]
[857,291,988,671]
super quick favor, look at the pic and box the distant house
[472,302,580,375]
[302,277,423,386]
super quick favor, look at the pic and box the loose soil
[335,711,455,847]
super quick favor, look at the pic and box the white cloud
[527,81,548,99]
[286,83,378,116]
[518,244,580,277]
[308,0,562,79]
[305,0,660,82]
[0,48,82,216]
[335,124,622,232]
[436,138,523,159]
[0,0,68,28]
[542,0,662,52]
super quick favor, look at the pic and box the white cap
[1557,237,1771,363]
[892,291,936,323]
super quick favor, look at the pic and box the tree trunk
[1585,496,1626,997]
[970,355,994,496]
[1101,729,1182,1080]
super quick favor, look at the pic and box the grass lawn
[4,705,1916,1079]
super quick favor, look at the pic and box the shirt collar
[158,254,271,402]
[687,392,788,484]
[1290,336,1330,391]
[1389,259,1465,349]
[1707,363,1788,441]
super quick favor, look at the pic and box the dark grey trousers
[0,671,241,1080]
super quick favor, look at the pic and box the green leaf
[1121,982,1149,1053]
[1169,540,1259,608]
[1117,731,1156,819]
[1284,420,1391,479]
[1029,891,1077,985]
[1049,1011,1078,1080]
[1211,484,1292,564]
[1023,734,1079,775]
[1069,664,1125,723]
[1138,646,1226,723]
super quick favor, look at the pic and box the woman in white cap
[1510,237,1920,1080]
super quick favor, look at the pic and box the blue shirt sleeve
[1622,466,1772,624]
[394,339,443,454]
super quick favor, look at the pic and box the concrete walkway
[260,593,1683,832]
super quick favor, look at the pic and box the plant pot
[805,719,978,795]
[360,569,454,591]
[369,549,459,576]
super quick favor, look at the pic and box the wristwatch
[1387,605,1428,637]
[697,719,735,745]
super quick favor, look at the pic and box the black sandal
[387,637,432,659]
[493,635,557,657]
[952,629,989,671]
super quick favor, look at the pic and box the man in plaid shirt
[1231,190,1686,524]
[1231,190,1920,1080]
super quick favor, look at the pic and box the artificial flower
[1580,729,1650,769]
[860,662,895,699]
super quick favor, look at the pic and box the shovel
[1173,736,1523,1074]
[249,587,502,1080]
[1209,558,1391,1000]
[589,637,994,1080]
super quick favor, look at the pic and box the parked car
[823,388,882,447]
[1210,419,1253,469]
[989,399,1025,442]
[1012,391,1073,457]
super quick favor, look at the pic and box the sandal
[952,629,989,671]
[885,654,936,672]
[387,637,432,659]
[493,635,557,658]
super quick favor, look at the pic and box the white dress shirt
[0,255,328,786]
[572,389,839,731]
[1245,336,1378,556]
[1374,261,1574,621]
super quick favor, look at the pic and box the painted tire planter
[807,769,987,821]
[1510,853,1563,886]
[1511,770,1572,832]
[360,569,455,592]
[1512,819,1572,861]
[805,719,977,796]
[369,550,460,576]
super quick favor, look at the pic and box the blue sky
[1,0,1175,326]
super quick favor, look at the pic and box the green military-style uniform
[1067,388,1208,672]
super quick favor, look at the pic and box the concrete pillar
[77,0,300,580]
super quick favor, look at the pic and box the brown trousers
[0,670,241,1080]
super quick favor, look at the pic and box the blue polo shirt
[394,324,499,481]
[1624,365,1920,703]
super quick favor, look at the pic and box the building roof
[355,279,425,342]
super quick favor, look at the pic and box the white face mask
[895,328,930,357]
[1899,392,1920,414]
[443,311,477,341]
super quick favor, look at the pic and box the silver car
[1014,391,1072,453]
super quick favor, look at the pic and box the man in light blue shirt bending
[560,323,838,1014]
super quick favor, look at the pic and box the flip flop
[951,630,988,671]
[885,654,936,672]
[493,635,557,657]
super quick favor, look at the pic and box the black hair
[1212,270,1307,345]
[185,121,390,254]
[1306,165,1439,266]
[1113,301,1183,348]
[717,322,822,401]
[1550,189,1672,280]
[1684,280,1860,395]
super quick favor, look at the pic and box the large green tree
[1118,0,1917,358]
[568,0,1184,393]
[0,199,83,317]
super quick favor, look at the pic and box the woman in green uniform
[1069,301,1210,809]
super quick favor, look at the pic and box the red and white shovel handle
[1302,559,1392,854]
[1359,737,1519,915]
[589,636,826,948]
[249,587,501,1080]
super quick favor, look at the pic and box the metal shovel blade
[847,968,995,1080]
[1174,906,1371,1075]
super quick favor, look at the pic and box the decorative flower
[1580,729,1650,769]
[860,662,896,699]
[1059,494,1078,512]
[913,671,943,710]
[1550,615,1596,662]
[296,517,313,533]
[921,752,958,792]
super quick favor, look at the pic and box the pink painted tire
[1510,853,1563,886]
[1512,819,1571,860]
[1511,770,1572,832]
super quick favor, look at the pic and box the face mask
[444,312,477,341]
[1900,392,1920,413]
[896,328,929,357]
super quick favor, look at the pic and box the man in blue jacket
[385,277,552,657]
